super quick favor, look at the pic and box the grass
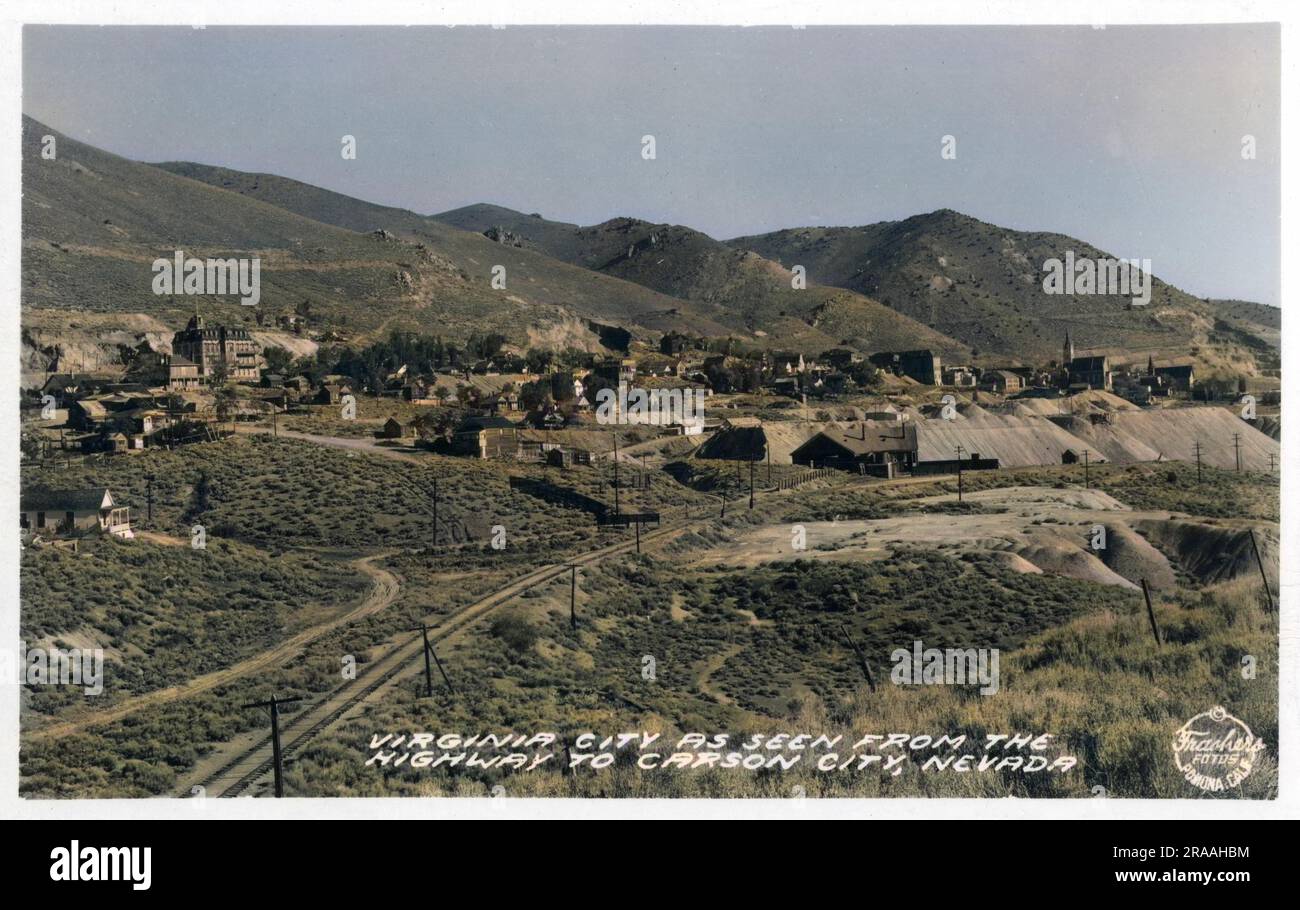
[782,461,1279,524]
[282,552,1275,799]
[20,434,716,552]
[18,438,1278,800]
[20,535,367,717]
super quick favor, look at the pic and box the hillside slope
[730,210,1272,372]
[22,116,737,369]
[433,205,970,357]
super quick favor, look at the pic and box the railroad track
[188,522,683,798]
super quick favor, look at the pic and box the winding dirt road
[25,554,401,743]
[180,522,688,797]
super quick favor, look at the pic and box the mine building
[790,422,919,476]
[979,369,1025,394]
[869,349,941,386]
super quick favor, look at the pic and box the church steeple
[1063,331,1075,366]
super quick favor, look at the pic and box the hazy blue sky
[24,25,1280,305]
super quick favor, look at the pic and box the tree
[214,383,239,430]
[189,469,212,519]
[525,347,554,374]
[20,432,43,461]
[263,345,294,375]
[519,380,551,411]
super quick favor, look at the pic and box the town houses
[21,312,1241,484]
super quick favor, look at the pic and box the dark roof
[40,374,81,392]
[176,315,253,342]
[1069,356,1109,371]
[872,349,936,360]
[21,488,112,512]
[794,423,917,457]
[1155,364,1195,378]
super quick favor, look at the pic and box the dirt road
[179,522,689,797]
[25,554,401,743]
[236,424,429,465]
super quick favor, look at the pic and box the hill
[149,164,735,340]
[1204,298,1281,371]
[432,205,970,357]
[157,161,961,355]
[26,117,1268,372]
[22,115,740,375]
[434,203,587,257]
[729,210,1273,372]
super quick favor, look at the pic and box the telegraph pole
[1193,440,1203,484]
[566,564,577,630]
[1140,579,1161,648]
[407,623,454,696]
[954,445,966,502]
[1232,433,1242,472]
[241,694,303,798]
[748,456,755,509]
[613,434,620,517]
[838,623,876,692]
[719,492,727,518]
[1082,449,1090,489]
[635,518,641,553]
[1248,529,1275,614]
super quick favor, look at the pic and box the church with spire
[1062,330,1112,391]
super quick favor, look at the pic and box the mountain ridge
[24,115,1272,377]
[156,159,970,357]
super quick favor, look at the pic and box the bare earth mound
[1094,522,1177,590]
[1133,518,1279,587]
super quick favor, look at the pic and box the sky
[23,25,1280,305]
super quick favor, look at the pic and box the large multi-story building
[170,314,259,384]
[869,349,941,385]
[1067,354,1113,391]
